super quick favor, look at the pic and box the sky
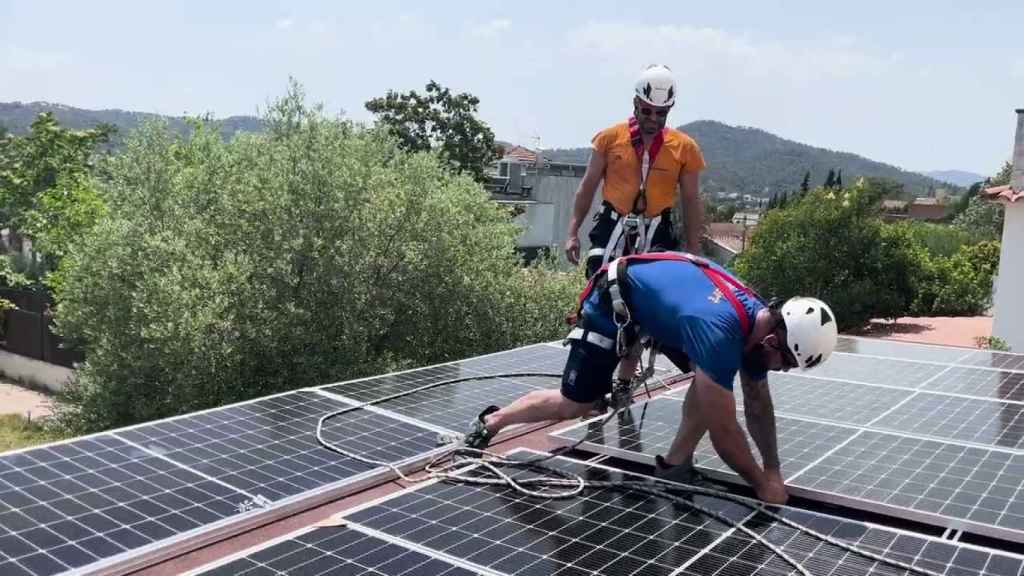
[1,0,1022,176]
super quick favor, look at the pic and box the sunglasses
[769,325,800,370]
[637,107,670,118]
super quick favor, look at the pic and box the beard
[741,344,770,375]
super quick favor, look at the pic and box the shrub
[51,85,581,433]
[733,181,922,331]
[911,241,1000,316]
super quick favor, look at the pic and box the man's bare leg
[483,390,596,436]
[663,382,708,466]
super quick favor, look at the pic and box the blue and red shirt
[581,256,765,390]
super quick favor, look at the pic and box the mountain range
[545,121,967,199]
[1,101,977,198]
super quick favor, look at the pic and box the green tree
[52,84,579,433]
[953,196,1004,242]
[912,241,1000,316]
[835,169,843,189]
[800,171,810,194]
[0,113,113,283]
[734,180,921,331]
[824,169,836,189]
[365,80,499,183]
[990,160,1012,186]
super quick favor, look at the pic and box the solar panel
[0,389,453,576]
[667,374,917,426]
[304,449,1024,576]
[552,396,858,480]
[922,366,1024,401]
[679,504,1024,576]
[792,431,1024,538]
[961,349,1024,372]
[187,525,481,576]
[323,344,569,404]
[343,451,755,576]
[551,397,1024,543]
[836,336,977,364]
[871,392,1024,450]
[116,390,441,502]
[0,435,249,576]
[804,353,952,389]
[321,342,681,433]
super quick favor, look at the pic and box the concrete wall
[993,203,1024,351]
[0,349,73,394]
[993,110,1024,352]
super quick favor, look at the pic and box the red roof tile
[982,184,1024,203]
[502,145,539,164]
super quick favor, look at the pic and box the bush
[892,220,971,258]
[733,181,922,331]
[911,241,1000,316]
[51,84,581,434]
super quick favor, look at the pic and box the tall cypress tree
[824,169,836,189]
[800,171,811,194]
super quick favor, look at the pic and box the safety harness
[585,117,667,268]
[569,252,764,357]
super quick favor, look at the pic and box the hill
[544,120,956,199]
[0,101,262,145]
[923,170,987,187]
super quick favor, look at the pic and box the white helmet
[635,64,676,107]
[780,297,838,370]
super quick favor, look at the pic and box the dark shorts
[560,338,693,404]
[585,202,680,278]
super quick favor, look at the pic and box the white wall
[993,204,1024,351]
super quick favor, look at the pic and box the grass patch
[0,414,62,453]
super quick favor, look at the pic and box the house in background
[984,108,1024,352]
[485,146,588,262]
[907,197,949,221]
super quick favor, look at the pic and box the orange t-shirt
[592,121,706,216]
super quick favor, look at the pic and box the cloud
[469,18,511,39]
[564,22,894,84]
[275,17,294,31]
[3,44,72,71]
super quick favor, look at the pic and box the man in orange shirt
[564,65,707,403]
[564,64,706,278]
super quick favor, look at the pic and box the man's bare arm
[679,170,703,254]
[740,372,781,472]
[564,150,606,264]
[694,370,765,488]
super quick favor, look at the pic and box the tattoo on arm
[742,376,781,471]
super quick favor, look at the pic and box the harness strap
[577,252,762,338]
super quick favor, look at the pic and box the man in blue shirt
[464,252,838,505]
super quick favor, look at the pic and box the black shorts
[560,338,693,404]
[585,202,679,278]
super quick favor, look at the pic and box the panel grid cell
[740,374,915,426]
[193,526,480,575]
[922,366,1024,402]
[791,431,1024,534]
[871,393,1024,450]
[806,353,950,389]
[962,350,1024,372]
[0,436,248,576]
[345,455,753,576]
[116,391,439,502]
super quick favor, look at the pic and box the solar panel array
[189,450,1024,576]
[553,336,1024,543]
[1,344,584,576]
